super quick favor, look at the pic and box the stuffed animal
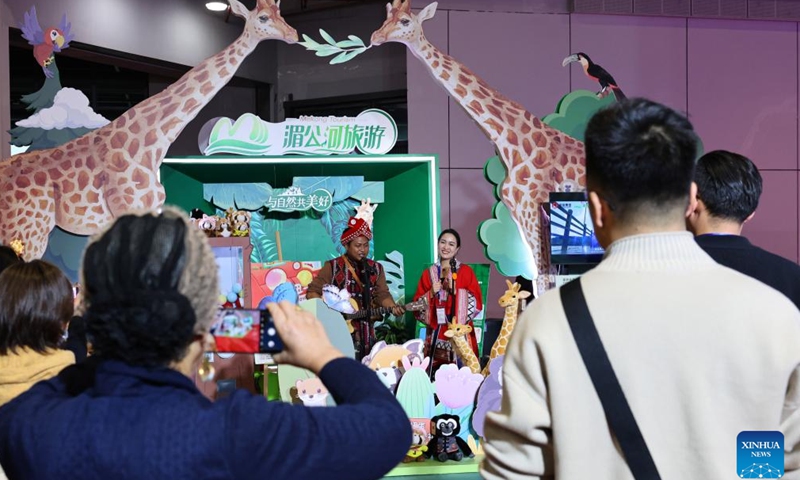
[216,217,233,238]
[404,423,431,463]
[233,220,249,237]
[427,414,474,462]
[230,209,251,224]
[197,214,217,237]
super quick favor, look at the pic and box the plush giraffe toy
[371,0,587,296]
[482,280,531,377]
[0,0,298,260]
[444,319,481,375]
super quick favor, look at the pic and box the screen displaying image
[210,309,260,353]
[549,193,604,264]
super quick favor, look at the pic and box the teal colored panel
[350,181,385,203]
[292,176,363,202]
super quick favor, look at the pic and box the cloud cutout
[16,87,109,130]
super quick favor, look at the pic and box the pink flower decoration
[434,364,484,409]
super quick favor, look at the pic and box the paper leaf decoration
[204,183,273,211]
[298,30,371,65]
[292,176,363,203]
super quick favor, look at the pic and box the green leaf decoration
[203,183,273,211]
[347,35,365,47]
[378,250,405,307]
[299,29,371,65]
[249,211,279,264]
[330,50,361,65]
[319,28,337,46]
[334,40,363,49]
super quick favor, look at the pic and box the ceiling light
[206,1,228,11]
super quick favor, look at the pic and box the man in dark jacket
[687,150,800,310]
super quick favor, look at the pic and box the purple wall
[408,9,800,318]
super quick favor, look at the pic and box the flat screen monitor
[549,192,605,265]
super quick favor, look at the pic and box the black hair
[694,150,762,224]
[584,98,698,221]
[0,260,73,355]
[438,229,461,248]
[0,246,22,276]
[82,213,197,367]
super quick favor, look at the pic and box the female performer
[413,229,482,372]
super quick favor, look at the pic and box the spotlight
[206,1,228,12]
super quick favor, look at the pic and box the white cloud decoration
[15,87,110,130]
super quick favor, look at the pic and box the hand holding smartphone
[210,308,284,354]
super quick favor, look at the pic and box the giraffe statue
[443,319,481,374]
[371,1,586,295]
[0,0,298,260]
[481,279,531,377]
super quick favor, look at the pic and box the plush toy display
[427,414,474,462]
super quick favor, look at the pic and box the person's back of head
[689,150,762,232]
[0,246,22,277]
[0,260,74,356]
[81,207,218,368]
[584,98,698,244]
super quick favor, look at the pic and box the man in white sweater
[481,98,800,479]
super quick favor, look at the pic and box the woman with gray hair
[0,208,411,480]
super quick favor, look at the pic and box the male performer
[307,214,404,359]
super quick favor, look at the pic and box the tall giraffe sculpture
[371,0,586,295]
[482,279,530,377]
[444,319,481,374]
[0,0,298,260]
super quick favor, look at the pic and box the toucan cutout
[563,52,626,101]
[19,6,74,78]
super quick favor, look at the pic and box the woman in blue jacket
[0,208,411,480]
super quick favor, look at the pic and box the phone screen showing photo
[211,309,261,353]
[210,308,283,353]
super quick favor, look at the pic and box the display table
[385,455,482,478]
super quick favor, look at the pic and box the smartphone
[210,308,283,354]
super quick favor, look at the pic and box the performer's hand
[269,301,344,374]
[391,305,405,317]
[432,280,442,293]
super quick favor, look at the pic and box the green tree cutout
[298,29,371,65]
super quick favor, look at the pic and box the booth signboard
[200,109,398,157]
[266,186,333,213]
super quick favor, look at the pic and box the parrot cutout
[562,52,626,101]
[19,6,75,78]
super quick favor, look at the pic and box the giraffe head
[498,279,531,308]
[229,0,298,45]
[444,319,473,339]
[370,0,437,48]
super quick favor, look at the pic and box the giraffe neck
[108,31,259,150]
[410,37,541,145]
[451,335,479,368]
[503,303,518,326]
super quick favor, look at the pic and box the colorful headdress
[340,199,377,245]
